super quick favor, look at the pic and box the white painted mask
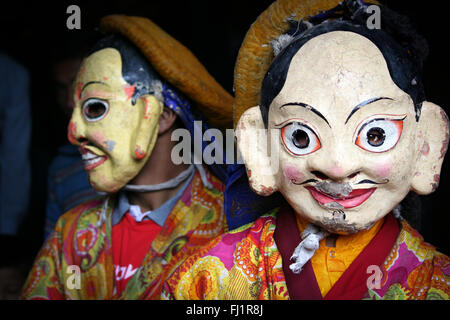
[237,31,449,234]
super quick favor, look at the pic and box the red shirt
[112,212,162,295]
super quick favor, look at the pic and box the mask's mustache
[291,178,352,197]
[356,179,389,185]
[315,181,353,198]
[293,179,318,185]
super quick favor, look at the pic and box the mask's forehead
[77,48,127,89]
[272,31,409,122]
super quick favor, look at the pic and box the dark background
[0,0,448,269]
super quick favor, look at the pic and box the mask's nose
[307,144,361,182]
[67,109,87,147]
[310,169,360,182]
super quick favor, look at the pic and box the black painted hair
[87,34,162,105]
[260,1,428,127]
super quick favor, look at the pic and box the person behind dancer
[21,15,233,299]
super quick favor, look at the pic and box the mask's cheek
[90,130,107,147]
[105,140,116,152]
[365,154,415,189]
[87,129,118,156]
[282,164,305,183]
[372,161,393,180]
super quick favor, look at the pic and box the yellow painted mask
[68,47,163,193]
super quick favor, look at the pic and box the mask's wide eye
[356,118,403,152]
[281,122,321,156]
[82,98,109,122]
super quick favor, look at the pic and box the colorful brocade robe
[21,171,227,299]
[162,206,450,300]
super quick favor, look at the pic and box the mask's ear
[133,95,164,160]
[411,101,449,194]
[236,106,279,196]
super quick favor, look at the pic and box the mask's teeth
[82,151,100,161]
[82,154,95,160]
[85,157,102,166]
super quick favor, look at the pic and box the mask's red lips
[305,186,376,209]
[79,146,107,171]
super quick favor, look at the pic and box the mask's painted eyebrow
[280,102,331,128]
[345,97,394,124]
[81,81,109,95]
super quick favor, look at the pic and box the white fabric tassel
[96,196,110,228]
[290,223,329,274]
[129,205,151,222]
[393,204,402,219]
[195,164,213,190]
